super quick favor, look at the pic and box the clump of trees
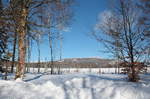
[0,0,74,79]
[92,0,150,82]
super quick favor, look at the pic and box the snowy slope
[0,73,150,99]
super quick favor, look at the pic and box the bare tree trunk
[117,59,120,74]
[4,60,8,80]
[37,38,41,73]
[48,32,54,74]
[15,7,27,79]
[26,37,31,73]
[11,31,17,73]
[58,32,62,74]
[99,68,101,74]
[129,53,137,82]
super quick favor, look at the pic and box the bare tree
[45,0,73,74]
[0,0,73,79]
[58,32,63,74]
[36,33,41,73]
[25,34,31,73]
[6,0,74,79]
[10,30,17,73]
[48,31,54,74]
[93,0,148,82]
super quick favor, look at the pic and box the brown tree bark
[15,8,28,79]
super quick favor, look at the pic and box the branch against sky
[92,0,149,82]
[1,0,74,79]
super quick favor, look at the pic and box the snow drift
[0,74,150,99]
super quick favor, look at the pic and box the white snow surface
[0,73,150,99]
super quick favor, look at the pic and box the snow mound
[0,80,64,99]
[0,74,150,99]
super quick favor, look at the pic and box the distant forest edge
[0,58,149,69]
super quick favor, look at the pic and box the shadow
[87,74,126,82]
[62,76,97,99]
[62,83,70,99]
[24,73,44,82]
[82,77,95,99]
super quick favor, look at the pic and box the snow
[23,67,150,74]
[20,67,123,74]
[10,67,150,74]
[0,73,150,99]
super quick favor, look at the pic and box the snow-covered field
[27,67,122,74]
[0,73,150,99]
[23,67,150,74]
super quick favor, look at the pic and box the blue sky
[31,0,111,62]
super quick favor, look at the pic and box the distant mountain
[61,58,112,63]
[55,58,116,68]
[0,57,117,68]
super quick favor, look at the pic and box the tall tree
[10,26,17,73]
[11,0,29,79]
[7,0,74,79]
[93,0,148,82]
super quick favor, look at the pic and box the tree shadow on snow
[62,76,98,99]
[24,73,45,82]
[87,74,126,82]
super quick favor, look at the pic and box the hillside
[27,58,116,68]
